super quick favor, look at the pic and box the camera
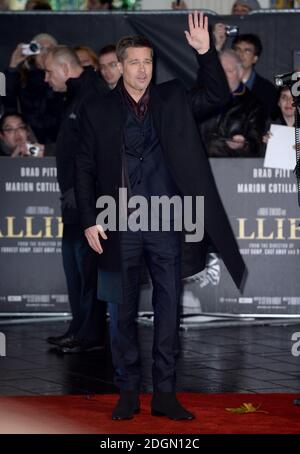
[274,71,300,87]
[225,25,239,37]
[274,71,300,103]
[21,41,41,56]
[26,143,40,157]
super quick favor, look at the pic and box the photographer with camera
[212,23,239,52]
[0,112,45,158]
[2,33,64,145]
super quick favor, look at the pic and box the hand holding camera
[21,41,41,57]
[9,41,41,69]
[9,43,28,69]
[213,23,227,51]
[213,23,239,52]
[11,142,44,158]
[25,143,44,157]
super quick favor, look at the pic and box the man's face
[220,55,244,92]
[0,116,28,150]
[232,3,251,15]
[44,54,68,92]
[119,47,153,94]
[233,41,258,70]
[278,88,295,118]
[99,52,121,88]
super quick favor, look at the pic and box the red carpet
[1,393,300,434]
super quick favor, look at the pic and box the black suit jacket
[75,48,246,289]
[56,66,108,223]
[201,85,265,157]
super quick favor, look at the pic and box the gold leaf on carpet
[225,403,268,414]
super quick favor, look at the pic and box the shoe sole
[151,409,195,420]
[112,408,140,420]
[47,339,65,346]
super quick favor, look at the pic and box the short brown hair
[99,44,116,58]
[116,35,153,62]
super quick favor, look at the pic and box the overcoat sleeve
[75,101,98,230]
[189,46,231,122]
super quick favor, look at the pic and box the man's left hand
[185,11,210,55]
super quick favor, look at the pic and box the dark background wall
[0,11,299,88]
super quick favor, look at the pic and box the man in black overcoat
[76,12,247,420]
[44,46,108,353]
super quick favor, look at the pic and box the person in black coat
[44,46,108,353]
[232,34,277,128]
[200,50,265,157]
[3,34,64,144]
[76,12,247,420]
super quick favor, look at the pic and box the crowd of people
[0,0,114,11]
[0,30,295,158]
[0,0,298,13]
[0,35,122,157]
[1,1,297,160]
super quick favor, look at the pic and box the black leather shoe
[46,334,74,346]
[151,392,195,420]
[112,391,140,420]
[59,339,105,354]
[294,397,300,406]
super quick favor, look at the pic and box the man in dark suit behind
[76,12,246,421]
[232,34,277,127]
[44,46,108,353]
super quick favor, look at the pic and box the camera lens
[29,42,39,53]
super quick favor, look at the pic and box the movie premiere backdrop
[0,158,299,315]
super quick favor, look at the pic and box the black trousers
[62,224,106,342]
[108,229,182,392]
